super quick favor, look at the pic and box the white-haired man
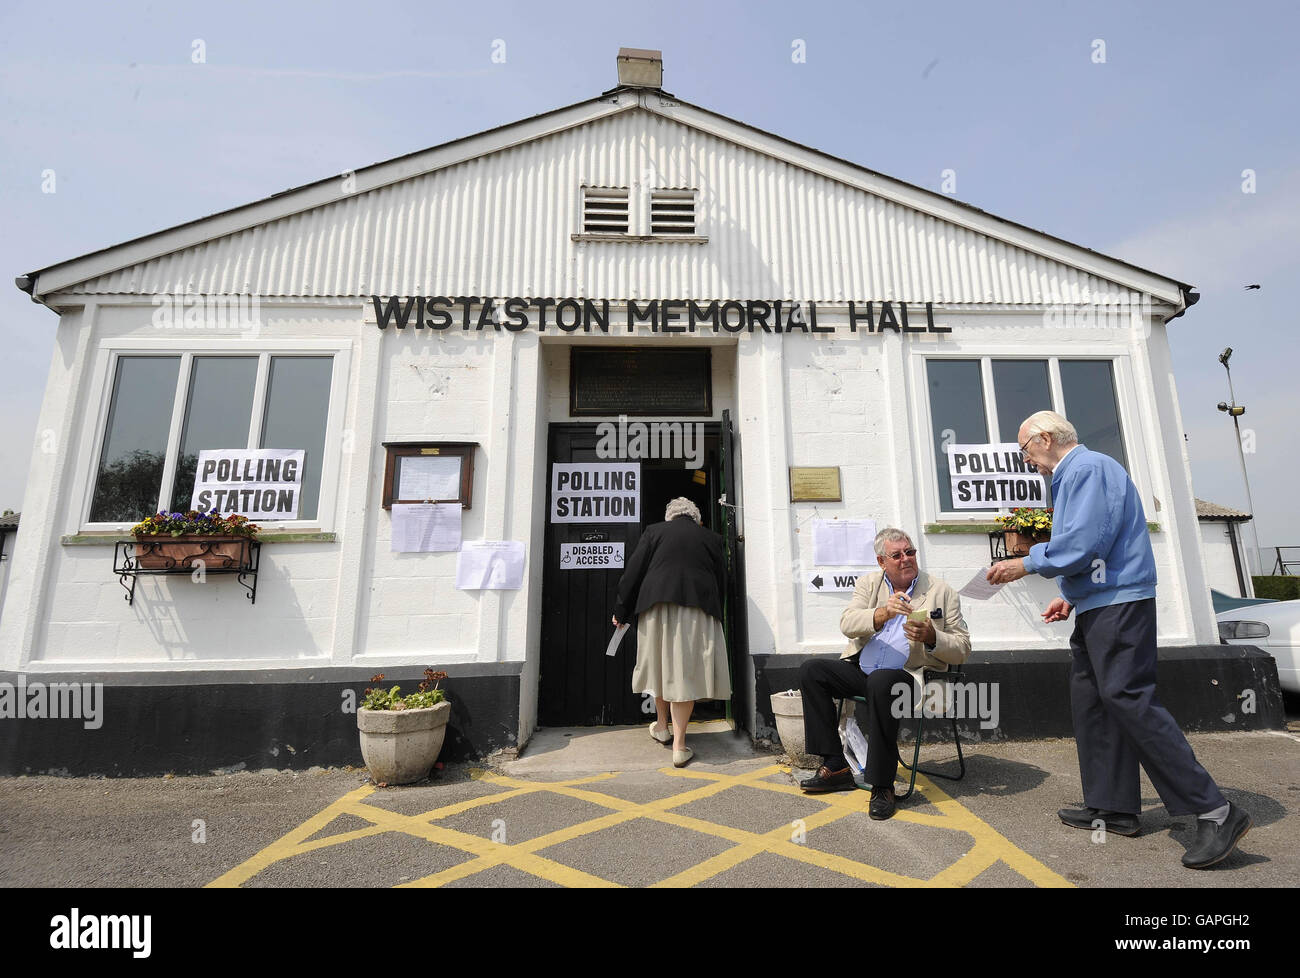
[797,528,970,819]
[987,410,1251,868]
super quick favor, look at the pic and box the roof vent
[617,48,663,89]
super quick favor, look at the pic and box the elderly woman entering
[612,497,731,767]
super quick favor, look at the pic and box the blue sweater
[1022,445,1156,614]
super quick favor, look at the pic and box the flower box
[1002,530,1050,557]
[133,534,252,570]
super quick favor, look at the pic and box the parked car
[1210,588,1276,615]
[1216,598,1300,694]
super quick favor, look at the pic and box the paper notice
[606,623,630,657]
[456,541,526,589]
[812,519,876,566]
[958,567,1008,601]
[397,454,462,502]
[391,503,462,552]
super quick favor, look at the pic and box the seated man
[797,527,971,819]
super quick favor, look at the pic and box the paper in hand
[958,567,1007,601]
[606,623,630,657]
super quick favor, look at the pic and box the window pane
[260,357,332,520]
[991,360,1052,442]
[89,356,181,522]
[927,360,990,512]
[1060,360,1129,470]
[168,357,258,511]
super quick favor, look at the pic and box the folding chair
[838,663,967,801]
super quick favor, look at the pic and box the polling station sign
[560,542,625,568]
[550,463,640,523]
[945,443,1047,509]
[191,449,305,518]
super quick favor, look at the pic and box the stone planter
[357,700,452,785]
[770,690,820,769]
[133,534,252,570]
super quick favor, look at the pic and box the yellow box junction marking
[209,764,1072,889]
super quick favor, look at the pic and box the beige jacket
[839,570,971,685]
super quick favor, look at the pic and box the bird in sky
[1244,284,1261,290]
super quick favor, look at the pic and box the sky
[1,0,1297,569]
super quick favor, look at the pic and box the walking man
[987,410,1251,868]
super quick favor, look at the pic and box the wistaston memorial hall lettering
[371,295,952,335]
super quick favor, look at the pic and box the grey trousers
[1070,598,1226,816]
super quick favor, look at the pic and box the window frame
[912,350,1148,524]
[76,338,351,533]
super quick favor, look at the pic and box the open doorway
[538,423,736,726]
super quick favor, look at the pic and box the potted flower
[130,510,260,570]
[357,669,451,785]
[995,507,1053,557]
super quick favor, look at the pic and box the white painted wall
[736,308,1214,655]
[1200,521,1247,598]
[0,532,11,628]
[1,106,1219,684]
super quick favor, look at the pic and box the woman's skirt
[632,602,732,702]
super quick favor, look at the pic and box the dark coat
[614,515,727,623]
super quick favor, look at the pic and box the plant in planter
[357,669,451,786]
[995,507,1053,557]
[129,510,260,570]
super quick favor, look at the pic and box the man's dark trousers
[1070,598,1226,816]
[800,656,912,787]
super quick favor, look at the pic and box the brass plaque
[789,467,842,502]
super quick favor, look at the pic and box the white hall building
[3,50,1244,773]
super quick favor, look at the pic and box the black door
[539,422,734,726]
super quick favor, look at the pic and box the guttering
[1162,286,1201,323]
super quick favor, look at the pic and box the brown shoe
[869,785,897,820]
[799,766,854,793]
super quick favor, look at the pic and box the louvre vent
[650,190,696,234]
[582,187,630,234]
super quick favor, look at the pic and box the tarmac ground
[2,720,1297,889]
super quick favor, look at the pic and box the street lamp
[1216,347,1264,589]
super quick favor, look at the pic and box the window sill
[571,233,708,244]
[923,522,1161,535]
[62,530,337,546]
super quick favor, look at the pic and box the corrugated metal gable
[69,109,1137,304]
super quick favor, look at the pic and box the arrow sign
[807,571,866,593]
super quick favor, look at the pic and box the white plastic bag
[837,701,869,773]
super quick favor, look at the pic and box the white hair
[665,496,702,524]
[1022,410,1078,447]
[874,527,913,557]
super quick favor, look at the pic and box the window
[89,352,336,525]
[924,357,1130,516]
[649,189,696,234]
[582,187,630,234]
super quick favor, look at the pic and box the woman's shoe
[648,722,672,745]
[673,747,694,767]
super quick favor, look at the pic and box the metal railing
[1270,547,1300,576]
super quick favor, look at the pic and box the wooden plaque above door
[570,347,712,416]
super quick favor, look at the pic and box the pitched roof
[1195,498,1251,521]
[18,80,1196,312]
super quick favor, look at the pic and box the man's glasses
[885,548,917,561]
[1017,435,1038,462]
